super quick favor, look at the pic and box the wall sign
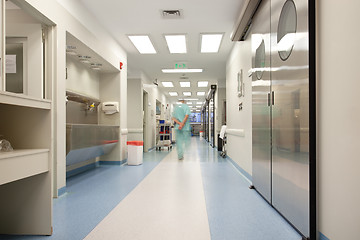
[237,69,244,97]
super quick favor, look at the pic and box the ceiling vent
[180,74,189,80]
[231,0,262,41]
[162,10,183,19]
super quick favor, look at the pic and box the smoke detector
[162,10,183,19]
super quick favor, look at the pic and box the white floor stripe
[84,145,211,240]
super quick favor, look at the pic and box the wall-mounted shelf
[0,91,51,110]
[0,149,49,185]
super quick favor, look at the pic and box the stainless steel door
[251,0,272,203]
[271,0,309,237]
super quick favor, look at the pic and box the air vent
[180,74,189,80]
[162,10,183,19]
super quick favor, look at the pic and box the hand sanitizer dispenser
[102,102,119,115]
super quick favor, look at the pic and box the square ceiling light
[161,81,174,87]
[201,33,223,53]
[197,81,209,87]
[196,102,203,105]
[183,92,192,96]
[187,102,193,105]
[165,35,187,53]
[128,35,157,54]
[180,81,190,87]
[197,91,206,96]
[169,92,178,96]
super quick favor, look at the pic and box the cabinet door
[270,0,310,237]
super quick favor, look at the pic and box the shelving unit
[0,91,52,235]
[156,122,172,151]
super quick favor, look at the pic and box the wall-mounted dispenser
[102,102,119,115]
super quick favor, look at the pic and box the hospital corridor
[1,138,301,240]
[0,0,359,240]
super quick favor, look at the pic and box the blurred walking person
[172,100,191,160]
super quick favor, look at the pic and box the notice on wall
[6,55,16,73]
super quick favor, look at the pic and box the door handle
[267,93,271,106]
[272,91,275,105]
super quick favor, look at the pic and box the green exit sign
[175,62,187,69]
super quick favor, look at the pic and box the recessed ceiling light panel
[201,33,223,53]
[128,35,157,54]
[180,81,190,87]
[165,35,187,53]
[183,92,192,96]
[161,81,174,87]
[197,92,206,96]
[197,81,209,87]
[169,92,178,96]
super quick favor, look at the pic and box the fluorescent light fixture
[196,105,202,108]
[176,102,182,104]
[78,55,91,63]
[197,81,208,87]
[180,98,198,101]
[187,102,193,105]
[201,34,223,53]
[196,110,201,112]
[66,45,77,55]
[197,92,206,96]
[162,69,203,73]
[161,81,174,87]
[91,63,102,70]
[180,81,190,87]
[128,35,157,54]
[183,92,192,96]
[196,102,203,105]
[169,92,178,96]
[165,35,187,53]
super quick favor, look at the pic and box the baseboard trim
[99,160,126,165]
[58,186,66,196]
[226,156,252,182]
[66,162,97,178]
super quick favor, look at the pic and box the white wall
[127,78,143,141]
[225,40,253,176]
[98,72,122,162]
[317,1,360,239]
[66,56,100,99]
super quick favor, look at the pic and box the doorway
[143,90,149,152]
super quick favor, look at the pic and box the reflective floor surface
[0,137,301,240]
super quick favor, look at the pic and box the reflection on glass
[6,39,24,94]
[255,39,265,80]
[277,0,297,61]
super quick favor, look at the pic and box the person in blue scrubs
[172,100,191,160]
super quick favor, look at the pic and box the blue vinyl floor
[0,137,301,240]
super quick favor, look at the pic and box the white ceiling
[76,0,246,104]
